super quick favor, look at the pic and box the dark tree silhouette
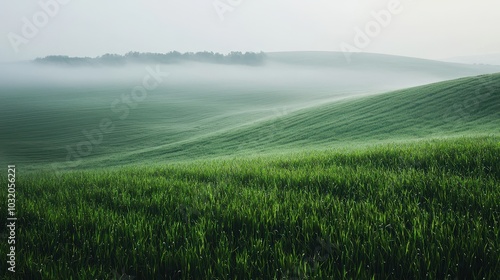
[34,51,266,66]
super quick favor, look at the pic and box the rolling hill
[64,72,493,168]
[443,53,500,66]
[1,52,500,172]
[41,72,500,171]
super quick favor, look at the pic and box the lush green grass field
[1,137,499,279]
[1,56,499,279]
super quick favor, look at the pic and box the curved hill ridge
[266,51,500,73]
[76,72,500,169]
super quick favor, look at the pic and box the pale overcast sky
[1,0,499,62]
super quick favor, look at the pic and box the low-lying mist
[2,52,499,96]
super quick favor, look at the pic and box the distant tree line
[33,51,267,66]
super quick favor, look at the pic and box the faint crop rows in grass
[4,73,499,172]
[0,137,499,279]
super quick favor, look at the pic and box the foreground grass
[1,137,499,279]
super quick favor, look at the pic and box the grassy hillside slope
[81,73,500,169]
[2,53,500,172]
